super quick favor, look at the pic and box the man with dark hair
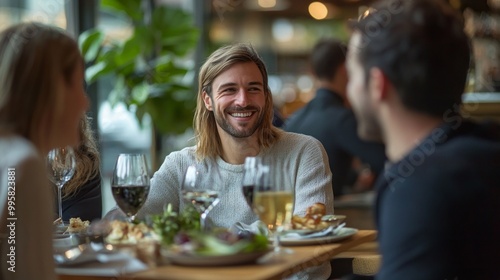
[285,38,386,197]
[347,0,500,279]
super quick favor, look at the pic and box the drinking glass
[181,163,221,231]
[242,156,262,209]
[47,147,76,224]
[253,160,294,257]
[111,154,151,223]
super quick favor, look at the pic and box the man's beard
[214,106,264,138]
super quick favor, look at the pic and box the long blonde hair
[0,22,83,151]
[194,43,281,160]
[61,116,101,198]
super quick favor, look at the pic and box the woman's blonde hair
[0,22,82,150]
[62,116,101,198]
[194,43,281,159]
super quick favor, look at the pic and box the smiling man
[131,44,334,279]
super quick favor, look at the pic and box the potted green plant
[78,0,199,137]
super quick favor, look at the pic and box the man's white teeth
[232,112,252,117]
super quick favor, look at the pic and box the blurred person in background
[54,115,102,222]
[347,0,500,279]
[285,38,386,197]
[0,22,88,279]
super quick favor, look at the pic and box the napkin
[282,223,346,239]
[230,220,268,236]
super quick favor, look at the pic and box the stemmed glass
[242,156,262,209]
[47,147,76,224]
[181,163,221,231]
[253,160,294,257]
[111,154,151,223]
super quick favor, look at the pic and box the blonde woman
[56,115,102,222]
[0,22,88,279]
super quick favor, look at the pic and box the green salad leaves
[149,203,268,255]
[150,203,200,246]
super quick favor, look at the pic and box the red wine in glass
[111,154,150,222]
[111,185,150,218]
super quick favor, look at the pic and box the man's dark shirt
[374,120,500,279]
[284,88,386,196]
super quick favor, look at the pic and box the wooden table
[59,230,377,280]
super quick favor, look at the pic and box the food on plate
[150,203,201,246]
[291,203,331,230]
[150,204,268,256]
[168,229,268,256]
[106,220,159,244]
[65,217,90,233]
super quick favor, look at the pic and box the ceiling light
[309,2,328,20]
[258,0,276,8]
[245,0,289,11]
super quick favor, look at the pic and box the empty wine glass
[111,154,151,223]
[253,160,294,257]
[181,163,221,231]
[47,147,76,224]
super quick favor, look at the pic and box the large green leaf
[108,76,127,107]
[101,0,142,22]
[152,7,199,56]
[115,37,142,66]
[145,96,194,135]
[85,62,107,83]
[131,81,150,105]
[152,58,189,84]
[80,1,199,136]
[78,29,104,63]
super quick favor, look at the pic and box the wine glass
[242,156,262,209]
[47,147,76,225]
[111,154,151,223]
[181,163,221,231]
[253,160,294,257]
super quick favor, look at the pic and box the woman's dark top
[55,173,102,222]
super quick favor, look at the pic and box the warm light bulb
[309,2,328,20]
[258,0,277,8]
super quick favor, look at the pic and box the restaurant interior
[0,0,499,279]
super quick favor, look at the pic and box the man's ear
[369,67,390,101]
[203,91,213,111]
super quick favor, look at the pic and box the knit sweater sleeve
[276,132,334,216]
[137,146,198,218]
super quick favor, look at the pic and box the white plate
[285,228,324,235]
[279,227,358,246]
[54,243,120,266]
[284,225,335,236]
[162,248,271,266]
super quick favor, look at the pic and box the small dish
[53,234,80,249]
